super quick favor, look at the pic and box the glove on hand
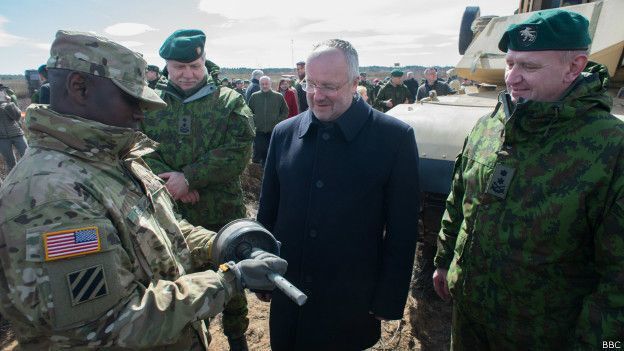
[228,251,287,291]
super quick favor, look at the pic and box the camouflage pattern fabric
[0,105,240,349]
[434,63,624,349]
[142,77,254,341]
[46,30,165,111]
[374,83,413,112]
[142,78,254,229]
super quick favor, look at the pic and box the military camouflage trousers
[451,303,576,351]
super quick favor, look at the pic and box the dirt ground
[0,111,442,350]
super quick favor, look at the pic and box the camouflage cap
[47,30,166,111]
[498,9,591,52]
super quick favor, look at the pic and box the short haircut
[308,39,359,81]
[560,49,589,64]
[424,67,437,76]
[251,69,264,79]
[296,61,305,67]
[259,75,271,83]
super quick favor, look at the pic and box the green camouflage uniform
[434,63,624,350]
[0,105,239,350]
[374,83,413,112]
[141,77,255,340]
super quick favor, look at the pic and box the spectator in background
[146,64,161,89]
[248,76,288,164]
[356,85,369,104]
[416,67,456,101]
[234,79,246,95]
[35,64,50,104]
[403,71,419,102]
[374,69,413,112]
[372,78,382,103]
[294,61,308,112]
[245,69,264,102]
[358,72,375,106]
[278,78,299,118]
[0,87,26,171]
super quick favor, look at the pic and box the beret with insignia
[498,9,591,52]
[159,29,206,63]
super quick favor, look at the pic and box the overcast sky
[1,0,518,74]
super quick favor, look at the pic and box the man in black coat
[257,39,420,351]
[403,71,419,102]
[294,61,309,112]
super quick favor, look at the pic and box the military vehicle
[387,1,624,349]
[24,69,41,96]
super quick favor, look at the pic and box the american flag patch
[44,227,101,261]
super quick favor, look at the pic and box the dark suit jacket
[257,97,420,351]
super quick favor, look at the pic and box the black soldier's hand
[229,251,287,291]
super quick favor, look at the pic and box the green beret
[147,65,159,73]
[390,69,404,77]
[498,9,591,52]
[159,29,206,62]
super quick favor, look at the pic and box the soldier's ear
[66,71,88,106]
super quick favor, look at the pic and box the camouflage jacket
[374,83,413,112]
[0,102,23,138]
[142,79,254,228]
[0,105,238,350]
[434,63,624,348]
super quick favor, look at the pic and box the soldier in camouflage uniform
[141,29,255,351]
[146,64,161,89]
[374,69,413,112]
[433,10,624,350]
[0,30,286,350]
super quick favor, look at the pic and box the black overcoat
[257,97,420,351]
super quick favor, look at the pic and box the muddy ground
[0,102,449,350]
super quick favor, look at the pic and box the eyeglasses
[301,79,350,96]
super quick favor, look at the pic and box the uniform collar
[298,96,371,142]
[26,105,158,162]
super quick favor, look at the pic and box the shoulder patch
[44,226,101,261]
[66,264,108,306]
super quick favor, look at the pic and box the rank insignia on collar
[66,264,108,306]
[44,226,101,261]
[486,164,515,199]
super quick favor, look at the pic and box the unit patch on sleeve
[66,264,108,306]
[44,226,101,261]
